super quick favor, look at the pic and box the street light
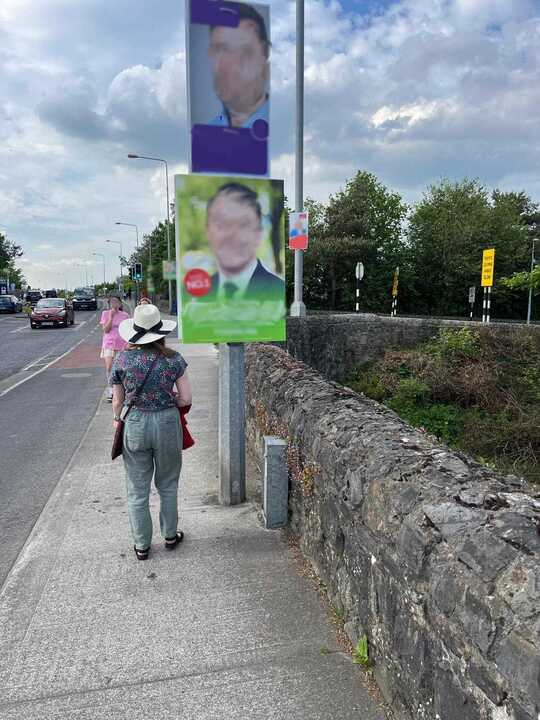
[115,221,139,248]
[92,253,106,285]
[106,239,124,293]
[127,153,172,313]
[75,263,88,286]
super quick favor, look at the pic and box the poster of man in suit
[175,173,285,343]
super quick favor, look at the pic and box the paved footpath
[0,341,387,720]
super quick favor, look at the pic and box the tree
[405,180,538,317]
[0,233,25,288]
[293,172,408,312]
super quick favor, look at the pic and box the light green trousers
[122,407,183,550]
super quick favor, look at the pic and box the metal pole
[164,161,173,315]
[219,343,246,505]
[290,0,306,318]
[527,239,537,325]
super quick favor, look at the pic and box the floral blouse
[111,348,187,411]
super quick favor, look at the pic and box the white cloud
[2,0,540,289]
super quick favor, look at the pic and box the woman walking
[111,304,192,560]
[100,296,130,402]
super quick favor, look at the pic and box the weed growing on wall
[255,401,321,496]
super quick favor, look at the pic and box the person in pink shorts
[100,296,130,402]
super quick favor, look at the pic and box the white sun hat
[119,304,177,345]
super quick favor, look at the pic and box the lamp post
[127,154,172,313]
[106,239,124,295]
[527,238,537,325]
[92,253,106,285]
[75,263,88,286]
[115,222,139,304]
[290,0,306,317]
[115,222,139,248]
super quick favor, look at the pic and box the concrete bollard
[263,436,288,529]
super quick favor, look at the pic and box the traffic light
[128,266,134,280]
[134,263,143,280]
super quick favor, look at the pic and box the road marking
[60,372,93,378]
[0,334,92,398]
[9,324,30,334]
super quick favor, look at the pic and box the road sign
[289,211,308,251]
[481,248,495,287]
[469,286,476,304]
[355,262,364,280]
[162,260,177,281]
[392,267,400,298]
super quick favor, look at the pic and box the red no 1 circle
[184,268,212,297]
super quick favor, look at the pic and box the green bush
[424,327,481,361]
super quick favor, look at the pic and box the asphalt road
[0,308,111,588]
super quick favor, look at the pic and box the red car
[30,298,75,328]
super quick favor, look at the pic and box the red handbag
[179,404,195,450]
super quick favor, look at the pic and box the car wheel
[30,323,37,329]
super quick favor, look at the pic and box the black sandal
[134,546,150,561]
[164,532,184,550]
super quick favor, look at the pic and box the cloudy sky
[2,0,539,290]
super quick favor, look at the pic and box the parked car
[30,298,74,328]
[44,289,58,298]
[25,290,43,306]
[0,295,22,313]
[72,287,97,311]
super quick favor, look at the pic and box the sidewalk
[0,342,388,720]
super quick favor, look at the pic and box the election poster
[187,0,270,176]
[175,174,285,343]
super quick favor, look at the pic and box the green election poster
[175,174,286,344]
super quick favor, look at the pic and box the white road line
[0,334,91,399]
[9,324,30,334]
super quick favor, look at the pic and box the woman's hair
[128,337,176,357]
[108,295,124,311]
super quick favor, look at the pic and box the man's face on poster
[208,19,269,115]
[206,193,263,275]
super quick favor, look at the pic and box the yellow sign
[481,248,495,287]
[392,267,400,297]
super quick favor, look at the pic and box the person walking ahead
[100,296,129,402]
[111,304,192,560]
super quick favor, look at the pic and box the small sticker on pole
[481,249,495,287]
[162,260,177,281]
[289,212,308,250]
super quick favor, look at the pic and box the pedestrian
[111,303,192,560]
[100,296,130,402]
[138,296,151,305]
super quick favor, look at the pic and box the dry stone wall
[245,343,540,720]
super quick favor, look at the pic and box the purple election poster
[187,0,270,176]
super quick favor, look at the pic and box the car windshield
[0,297,12,303]
[36,299,64,308]
[74,288,92,296]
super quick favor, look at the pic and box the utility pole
[290,0,306,318]
[527,238,537,325]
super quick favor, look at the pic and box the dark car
[30,298,74,328]
[44,289,58,298]
[0,295,22,313]
[25,290,43,306]
[72,288,97,311]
